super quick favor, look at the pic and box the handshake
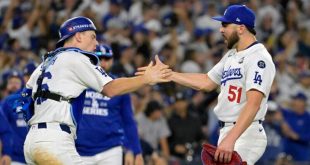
[135,55,173,85]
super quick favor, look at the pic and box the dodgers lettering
[221,66,243,85]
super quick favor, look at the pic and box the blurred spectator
[3,0,41,50]
[257,101,284,165]
[275,153,294,165]
[291,71,310,111]
[168,91,204,163]
[136,100,171,161]
[297,27,310,58]
[275,59,298,108]
[1,70,23,99]
[89,0,110,21]
[132,24,151,68]
[256,0,284,39]
[274,31,298,62]
[0,109,13,165]
[129,1,159,25]
[281,93,310,162]
[110,44,136,77]
[195,2,221,42]
[180,48,202,73]
[0,63,36,164]
[22,62,37,83]
[101,0,128,31]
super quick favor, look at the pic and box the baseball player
[23,16,171,165]
[137,5,276,165]
[76,44,143,165]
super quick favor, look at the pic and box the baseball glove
[201,143,247,165]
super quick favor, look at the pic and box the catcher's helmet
[56,16,97,48]
[95,44,113,58]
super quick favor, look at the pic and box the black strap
[34,91,73,103]
[219,120,262,128]
[34,47,98,103]
[35,48,68,103]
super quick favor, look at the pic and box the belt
[34,91,73,103]
[35,122,71,134]
[218,120,262,128]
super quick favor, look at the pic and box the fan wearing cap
[0,70,28,165]
[280,93,310,162]
[137,4,276,165]
[23,16,171,165]
[1,70,24,98]
[0,64,38,165]
[76,44,143,165]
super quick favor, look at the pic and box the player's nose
[220,27,225,33]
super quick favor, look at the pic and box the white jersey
[208,43,276,122]
[26,50,113,133]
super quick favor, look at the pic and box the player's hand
[141,55,172,85]
[136,55,171,74]
[0,155,11,165]
[135,66,147,76]
[214,137,235,163]
[125,151,134,165]
[135,154,144,165]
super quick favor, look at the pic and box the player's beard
[226,31,239,49]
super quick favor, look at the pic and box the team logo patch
[68,27,73,32]
[257,60,266,68]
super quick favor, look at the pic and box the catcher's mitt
[201,143,247,165]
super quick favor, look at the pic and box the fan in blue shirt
[0,109,13,165]
[75,44,143,165]
[281,93,310,162]
[1,70,30,165]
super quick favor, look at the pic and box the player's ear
[75,32,83,42]
[238,25,246,35]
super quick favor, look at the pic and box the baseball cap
[3,70,24,84]
[23,62,37,76]
[292,92,307,101]
[95,44,113,59]
[212,5,256,28]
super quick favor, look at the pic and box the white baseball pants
[218,121,267,165]
[24,123,83,165]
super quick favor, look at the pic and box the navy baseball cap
[95,44,113,58]
[212,5,255,28]
[292,92,307,101]
[23,62,37,76]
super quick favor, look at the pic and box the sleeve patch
[257,60,266,68]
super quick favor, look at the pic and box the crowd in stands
[0,0,310,164]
